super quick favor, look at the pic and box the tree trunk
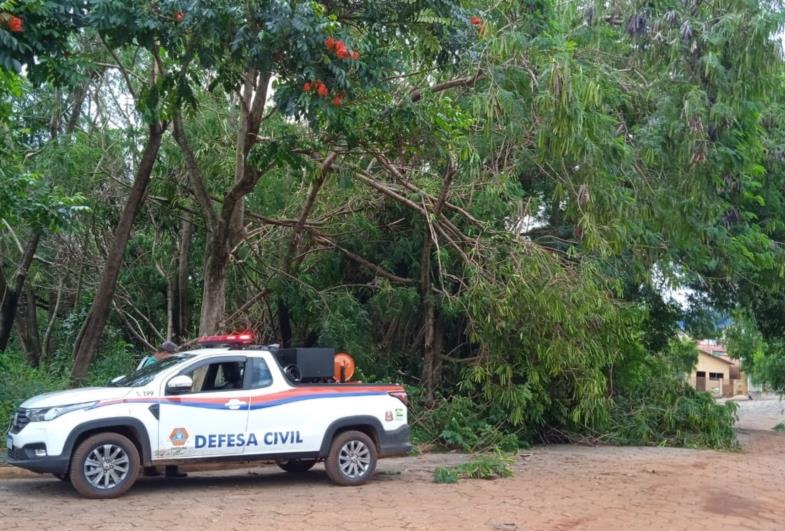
[70,122,164,384]
[173,217,193,343]
[194,72,270,335]
[65,84,88,134]
[18,284,42,366]
[420,234,437,401]
[42,276,64,363]
[0,233,41,352]
[198,233,230,336]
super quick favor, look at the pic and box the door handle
[224,399,247,410]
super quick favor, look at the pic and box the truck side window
[213,362,245,390]
[174,361,246,394]
[248,358,273,389]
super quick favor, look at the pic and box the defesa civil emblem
[169,427,189,447]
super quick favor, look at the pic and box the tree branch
[310,233,415,284]
[112,300,157,351]
[223,72,272,233]
[172,114,219,229]
[374,154,485,228]
[285,151,339,272]
[409,72,481,103]
[99,36,138,101]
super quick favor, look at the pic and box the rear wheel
[69,432,140,499]
[276,458,317,473]
[324,430,377,486]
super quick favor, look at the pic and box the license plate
[6,434,13,450]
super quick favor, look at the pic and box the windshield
[110,354,195,387]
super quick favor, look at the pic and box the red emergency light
[197,332,255,346]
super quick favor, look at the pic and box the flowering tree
[0,0,475,380]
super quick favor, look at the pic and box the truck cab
[6,337,410,498]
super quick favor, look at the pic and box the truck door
[156,356,250,459]
[244,356,314,456]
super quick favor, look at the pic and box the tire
[276,458,317,473]
[69,432,140,499]
[324,430,377,486]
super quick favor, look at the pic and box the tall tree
[166,0,472,335]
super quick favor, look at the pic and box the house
[689,340,748,397]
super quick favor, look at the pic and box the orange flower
[350,50,360,60]
[303,82,312,92]
[470,15,482,26]
[317,83,329,97]
[331,96,343,106]
[174,11,184,23]
[324,37,336,49]
[336,45,349,59]
[8,15,23,33]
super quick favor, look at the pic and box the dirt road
[2,399,785,530]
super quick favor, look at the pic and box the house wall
[690,353,731,396]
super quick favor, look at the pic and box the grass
[773,422,785,433]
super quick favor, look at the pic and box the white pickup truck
[6,338,410,498]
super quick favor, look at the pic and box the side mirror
[111,375,125,384]
[167,375,193,394]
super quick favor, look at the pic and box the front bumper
[378,424,412,457]
[6,436,69,475]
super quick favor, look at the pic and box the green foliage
[7,0,783,455]
[0,330,138,447]
[412,393,523,452]
[750,343,785,394]
[723,310,785,393]
[433,453,514,483]
[0,72,87,231]
[460,244,634,431]
[432,466,459,484]
[774,422,785,433]
[82,328,138,386]
[0,350,68,442]
[663,338,700,377]
[607,355,738,449]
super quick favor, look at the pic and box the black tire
[69,432,140,499]
[53,473,70,483]
[276,458,317,473]
[324,430,377,486]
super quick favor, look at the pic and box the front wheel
[276,458,317,473]
[69,432,140,499]
[324,430,377,486]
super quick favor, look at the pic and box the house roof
[696,340,726,354]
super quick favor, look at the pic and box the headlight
[27,401,97,422]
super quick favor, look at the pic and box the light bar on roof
[197,333,255,345]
